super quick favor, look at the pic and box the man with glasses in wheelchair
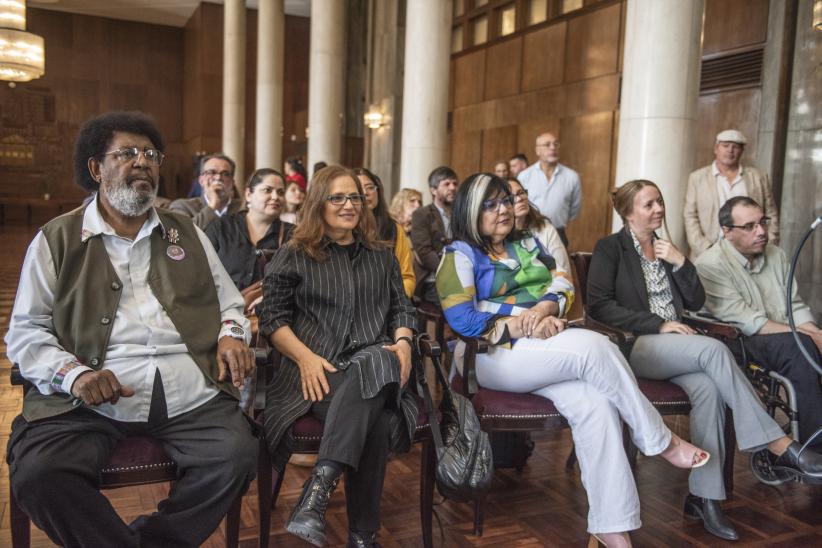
[696,196,822,480]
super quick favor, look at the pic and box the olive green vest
[22,206,239,421]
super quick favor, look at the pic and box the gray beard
[101,180,157,217]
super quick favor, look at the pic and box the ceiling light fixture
[0,0,44,82]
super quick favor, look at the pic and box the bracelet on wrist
[395,335,413,349]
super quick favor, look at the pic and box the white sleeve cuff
[55,362,94,394]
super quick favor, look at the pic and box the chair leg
[10,487,31,548]
[224,494,242,548]
[257,440,273,548]
[723,408,736,495]
[473,494,485,537]
[420,439,435,548]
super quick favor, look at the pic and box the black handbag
[414,335,493,502]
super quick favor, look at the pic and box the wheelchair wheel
[750,449,792,486]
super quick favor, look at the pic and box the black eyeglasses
[102,147,164,166]
[326,193,365,206]
[725,217,771,232]
[481,196,514,211]
[201,169,233,179]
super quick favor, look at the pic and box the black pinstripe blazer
[258,238,418,470]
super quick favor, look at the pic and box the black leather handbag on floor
[414,335,494,503]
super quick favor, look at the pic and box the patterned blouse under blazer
[436,236,575,372]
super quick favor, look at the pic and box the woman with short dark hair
[437,173,709,548]
[258,165,417,548]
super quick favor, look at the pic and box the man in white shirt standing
[683,129,779,259]
[5,111,258,547]
[517,132,582,247]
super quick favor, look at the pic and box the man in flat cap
[684,129,779,258]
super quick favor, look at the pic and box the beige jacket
[683,163,779,259]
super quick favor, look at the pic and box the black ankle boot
[684,494,738,541]
[347,530,381,548]
[285,464,342,547]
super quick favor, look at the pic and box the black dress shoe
[773,441,822,477]
[347,531,381,548]
[285,464,342,547]
[684,494,739,541]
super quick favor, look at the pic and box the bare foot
[767,436,792,456]
[660,434,710,469]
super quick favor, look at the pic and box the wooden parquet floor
[0,224,820,547]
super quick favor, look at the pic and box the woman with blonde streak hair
[437,173,710,548]
[588,179,818,542]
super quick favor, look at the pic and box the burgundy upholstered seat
[451,375,567,432]
[99,436,177,487]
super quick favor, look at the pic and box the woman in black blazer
[588,179,804,542]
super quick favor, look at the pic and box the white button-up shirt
[517,162,582,229]
[713,161,748,207]
[5,200,250,422]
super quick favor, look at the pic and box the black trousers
[7,375,258,548]
[311,368,393,534]
[743,332,822,443]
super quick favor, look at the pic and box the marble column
[780,0,821,321]
[307,0,347,169]
[223,0,246,190]
[399,0,452,201]
[612,0,705,247]
[364,0,404,194]
[256,0,285,171]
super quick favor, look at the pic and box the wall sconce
[814,0,822,30]
[364,107,386,129]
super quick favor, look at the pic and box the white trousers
[473,328,672,533]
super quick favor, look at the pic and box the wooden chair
[8,365,248,548]
[413,296,452,379]
[571,251,736,492]
[254,335,438,548]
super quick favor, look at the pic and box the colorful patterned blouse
[436,236,575,339]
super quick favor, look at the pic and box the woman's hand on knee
[384,339,412,387]
[659,321,697,335]
[296,353,337,401]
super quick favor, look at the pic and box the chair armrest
[682,312,740,340]
[417,335,442,358]
[10,363,34,394]
[10,363,25,386]
[454,335,489,397]
[580,317,636,348]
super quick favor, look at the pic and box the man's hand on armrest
[217,336,255,388]
[71,370,134,406]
